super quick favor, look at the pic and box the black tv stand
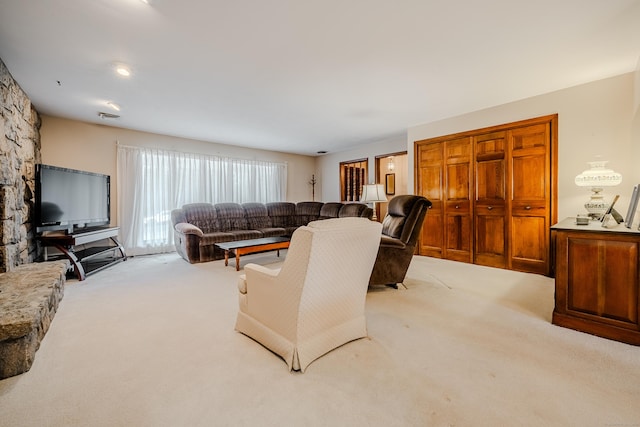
[39,226,126,280]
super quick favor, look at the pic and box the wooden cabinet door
[509,123,551,274]
[444,137,472,262]
[416,142,443,257]
[553,228,640,345]
[474,131,507,269]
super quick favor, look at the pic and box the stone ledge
[0,260,68,379]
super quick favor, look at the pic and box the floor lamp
[361,183,387,221]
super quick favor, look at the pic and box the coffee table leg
[224,250,229,267]
[235,252,241,271]
[277,249,280,257]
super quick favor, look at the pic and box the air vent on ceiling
[98,112,120,119]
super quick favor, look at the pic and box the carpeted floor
[0,252,638,427]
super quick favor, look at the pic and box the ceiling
[1,1,639,156]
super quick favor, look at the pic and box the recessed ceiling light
[140,0,151,4]
[114,64,131,77]
[106,101,121,111]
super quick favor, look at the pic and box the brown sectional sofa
[171,201,373,263]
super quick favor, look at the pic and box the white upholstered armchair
[235,217,382,372]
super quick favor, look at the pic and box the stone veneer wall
[0,58,41,272]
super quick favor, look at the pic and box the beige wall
[408,72,637,222]
[40,71,639,227]
[39,116,316,226]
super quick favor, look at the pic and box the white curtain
[117,145,287,256]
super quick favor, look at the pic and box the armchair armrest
[175,222,204,237]
[238,265,281,293]
[379,235,406,249]
[241,263,296,332]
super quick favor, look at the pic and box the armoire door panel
[445,137,472,159]
[476,159,506,201]
[475,132,506,157]
[421,210,443,257]
[475,214,506,267]
[420,165,443,201]
[511,124,548,150]
[417,142,444,257]
[475,128,508,269]
[446,163,470,200]
[445,214,472,262]
[444,137,472,262]
[512,155,546,200]
[511,215,548,274]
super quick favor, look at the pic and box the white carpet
[0,252,639,427]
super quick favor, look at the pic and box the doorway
[375,151,407,220]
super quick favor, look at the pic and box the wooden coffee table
[215,237,290,271]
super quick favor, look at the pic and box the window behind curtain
[117,145,287,256]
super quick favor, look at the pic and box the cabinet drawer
[511,201,546,215]
[445,200,470,213]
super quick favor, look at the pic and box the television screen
[36,164,110,233]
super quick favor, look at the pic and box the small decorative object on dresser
[625,184,640,229]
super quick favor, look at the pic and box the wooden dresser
[552,218,640,345]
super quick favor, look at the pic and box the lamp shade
[575,161,622,188]
[361,184,387,203]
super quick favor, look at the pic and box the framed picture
[600,194,620,227]
[625,184,640,228]
[385,173,395,195]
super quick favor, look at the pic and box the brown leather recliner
[369,195,432,288]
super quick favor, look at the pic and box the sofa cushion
[338,203,366,218]
[200,232,237,246]
[215,203,249,231]
[227,230,263,240]
[181,203,218,233]
[295,201,323,226]
[266,202,297,228]
[319,202,342,219]
[258,228,287,237]
[242,203,272,228]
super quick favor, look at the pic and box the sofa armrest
[175,222,204,237]
[174,224,204,264]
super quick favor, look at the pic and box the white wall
[408,72,637,222]
[39,116,316,226]
[315,136,407,202]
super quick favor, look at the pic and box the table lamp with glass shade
[361,184,387,221]
[574,160,622,219]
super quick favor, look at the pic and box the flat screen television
[35,164,110,233]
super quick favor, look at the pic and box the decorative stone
[0,260,68,379]
[0,57,40,272]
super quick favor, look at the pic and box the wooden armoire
[415,115,557,276]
